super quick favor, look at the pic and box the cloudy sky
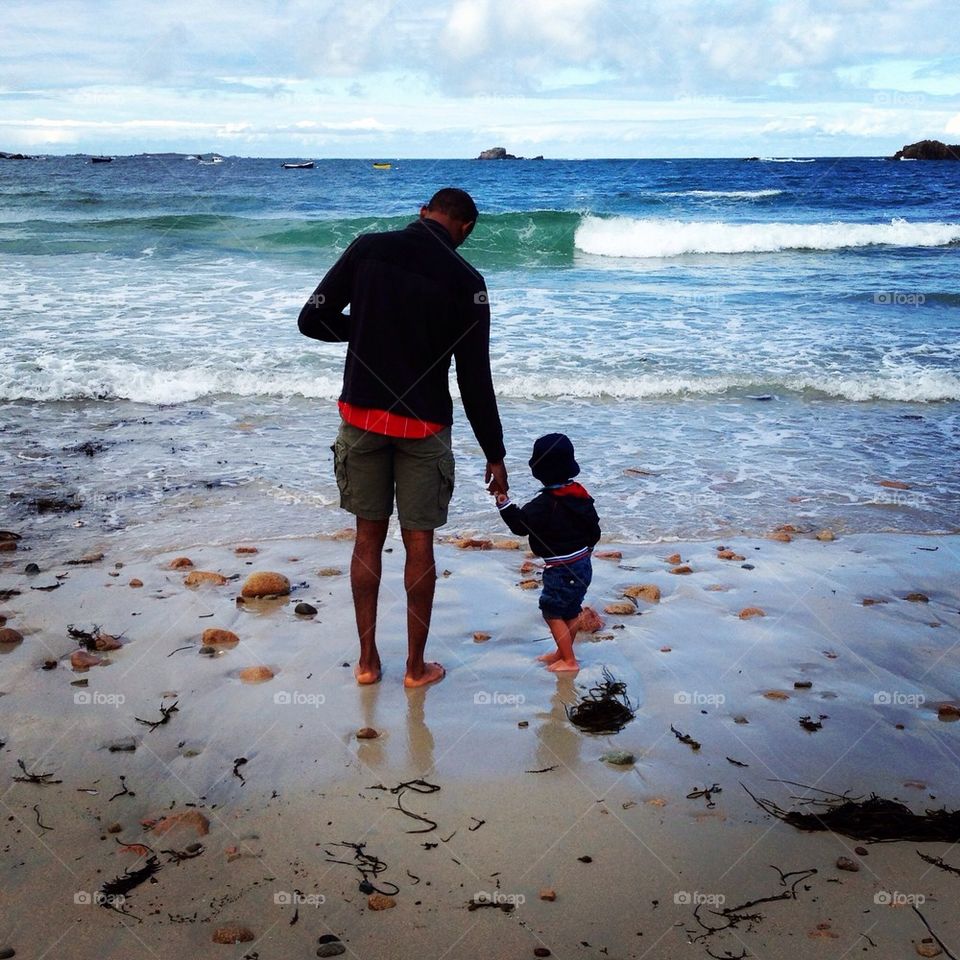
[2,0,959,157]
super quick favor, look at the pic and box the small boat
[197,155,224,165]
[372,162,391,170]
[90,156,113,163]
[282,161,315,169]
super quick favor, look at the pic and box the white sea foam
[758,157,816,163]
[661,189,784,199]
[574,216,960,258]
[2,357,957,404]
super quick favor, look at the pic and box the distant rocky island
[890,139,960,160]
[476,146,544,160]
[0,151,39,160]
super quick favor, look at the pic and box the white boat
[282,161,315,169]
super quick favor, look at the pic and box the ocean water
[1,155,958,551]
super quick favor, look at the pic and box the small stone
[202,628,239,647]
[519,578,540,590]
[128,578,143,588]
[70,649,102,670]
[184,570,228,587]
[854,846,868,856]
[518,720,529,728]
[367,893,396,911]
[317,935,342,945]
[151,810,210,837]
[763,690,790,700]
[794,680,813,689]
[670,565,693,575]
[769,530,792,542]
[455,538,492,550]
[235,546,258,554]
[816,529,836,541]
[199,646,216,656]
[239,665,274,684]
[604,600,636,616]
[107,737,136,752]
[660,646,672,652]
[519,560,538,574]
[741,563,755,570]
[623,584,660,603]
[317,567,342,577]
[879,479,910,490]
[356,727,379,739]
[716,549,745,561]
[331,528,356,541]
[739,606,766,619]
[0,628,24,645]
[41,659,57,670]
[241,571,290,598]
[534,950,552,958]
[916,940,943,957]
[665,552,682,564]
[861,597,887,606]
[492,539,521,550]
[577,855,592,863]
[24,562,40,575]
[577,606,605,633]
[0,541,16,553]
[169,556,194,569]
[595,550,622,561]
[0,949,15,959]
[212,925,254,944]
[106,822,123,833]
[600,750,635,765]
[473,631,491,643]
[937,703,960,721]
[904,592,929,603]
[295,602,318,616]
[317,944,346,958]
[836,856,859,872]
[539,888,556,901]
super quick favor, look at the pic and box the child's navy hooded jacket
[497,482,601,563]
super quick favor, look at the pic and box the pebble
[202,628,240,646]
[534,950,551,958]
[937,704,960,721]
[518,720,529,728]
[367,893,396,911]
[623,584,660,603]
[0,949,14,959]
[94,633,123,651]
[317,567,343,577]
[24,563,40,575]
[0,628,24,646]
[128,578,143,588]
[295,602,318,616]
[241,571,291,598]
[235,546,258,554]
[665,552,682,564]
[916,940,943,957]
[473,631,491,642]
[519,578,539,590]
[212,925,254,944]
[356,727,379,740]
[198,646,217,657]
[184,570,228,587]
[905,592,930,603]
[239,665,275,684]
[670,565,693,575]
[107,737,137,752]
[106,822,122,833]
[169,556,194,569]
[836,856,859,872]
[151,810,210,837]
[577,855,592,863]
[492,539,521,550]
[794,680,813,689]
[716,549,745,561]
[317,945,346,958]
[455,538,492,550]
[604,600,636,615]
[769,530,792,542]
[539,888,556,901]
[600,750,635,765]
[577,607,605,633]
[854,846,868,856]
[741,563,755,570]
[816,529,836,541]
[70,649,102,670]
[739,607,766,619]
[763,690,790,700]
[595,550,622,561]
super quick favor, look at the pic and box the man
[298,187,508,688]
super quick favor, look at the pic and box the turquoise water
[0,155,958,548]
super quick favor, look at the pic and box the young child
[494,433,601,672]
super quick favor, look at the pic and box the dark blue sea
[1,154,957,550]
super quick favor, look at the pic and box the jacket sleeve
[496,499,534,537]
[454,288,506,463]
[297,239,360,342]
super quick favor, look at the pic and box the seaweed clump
[567,667,636,734]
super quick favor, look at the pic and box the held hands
[485,460,508,497]
[495,493,509,506]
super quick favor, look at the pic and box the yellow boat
[372,162,391,170]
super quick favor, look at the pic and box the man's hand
[485,460,508,496]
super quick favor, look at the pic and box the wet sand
[1,531,958,958]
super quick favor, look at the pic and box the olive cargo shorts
[332,422,455,531]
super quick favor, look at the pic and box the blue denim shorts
[539,555,592,621]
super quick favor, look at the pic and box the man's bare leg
[351,517,389,684]
[401,528,444,688]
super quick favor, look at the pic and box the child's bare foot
[404,661,445,688]
[537,650,563,664]
[547,658,580,673]
[354,664,382,685]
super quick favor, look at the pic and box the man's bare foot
[354,663,382,685]
[547,658,580,673]
[537,650,563,664]
[404,661,445,688]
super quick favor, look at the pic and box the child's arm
[495,493,534,537]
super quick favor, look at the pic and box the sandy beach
[1,527,958,959]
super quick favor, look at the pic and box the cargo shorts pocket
[332,438,350,499]
[438,453,455,511]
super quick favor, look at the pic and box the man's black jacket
[298,217,505,463]
[497,483,601,560]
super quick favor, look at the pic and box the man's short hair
[427,188,479,224]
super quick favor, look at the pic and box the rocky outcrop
[891,139,960,160]
[478,146,518,160]
[0,151,38,160]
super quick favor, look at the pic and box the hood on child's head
[529,433,580,486]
